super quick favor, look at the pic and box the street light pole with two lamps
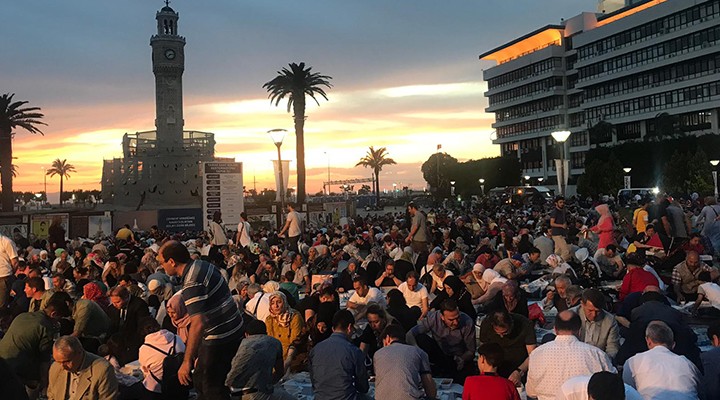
[623,167,632,190]
[268,129,287,227]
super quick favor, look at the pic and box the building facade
[480,0,720,192]
[101,5,219,208]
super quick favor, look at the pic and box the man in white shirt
[347,277,385,319]
[235,212,252,249]
[691,270,720,317]
[527,310,615,400]
[557,371,642,400]
[0,233,18,309]
[622,320,702,400]
[279,203,303,253]
[397,271,429,319]
[245,283,271,322]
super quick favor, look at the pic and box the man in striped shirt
[158,240,244,400]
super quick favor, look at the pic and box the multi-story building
[480,0,720,193]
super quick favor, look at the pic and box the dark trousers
[0,275,13,309]
[414,333,475,383]
[287,235,300,253]
[194,337,242,400]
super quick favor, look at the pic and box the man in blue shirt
[309,310,369,400]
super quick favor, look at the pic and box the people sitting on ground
[266,291,305,374]
[477,309,536,385]
[572,288,621,359]
[138,316,187,399]
[337,258,367,293]
[374,259,402,288]
[346,277,385,320]
[472,268,507,308]
[672,250,719,302]
[619,253,660,301]
[489,280,529,318]
[543,274,572,312]
[397,271,429,320]
[407,299,476,383]
[462,342,521,400]
[430,275,477,320]
[557,371,642,400]
[48,335,120,400]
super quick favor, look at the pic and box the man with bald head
[526,310,615,400]
[672,250,718,303]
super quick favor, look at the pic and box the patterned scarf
[268,291,296,328]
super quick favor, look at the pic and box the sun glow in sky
[2,0,597,196]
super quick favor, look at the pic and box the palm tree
[46,159,76,205]
[263,62,332,205]
[0,164,19,178]
[356,146,397,206]
[0,93,45,211]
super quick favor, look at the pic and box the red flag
[437,144,442,150]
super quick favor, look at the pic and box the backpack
[142,335,189,399]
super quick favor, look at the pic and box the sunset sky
[3,0,598,196]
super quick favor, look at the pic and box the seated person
[430,275,477,320]
[397,271,429,320]
[407,299,476,383]
[543,274,572,312]
[266,291,305,373]
[565,285,583,309]
[460,263,486,300]
[672,250,718,302]
[520,247,543,276]
[632,224,664,257]
[374,259,402,288]
[477,310,536,385]
[355,304,394,362]
[691,270,720,317]
[489,280,528,318]
[337,258,368,293]
[138,317,186,398]
[463,343,521,400]
[493,254,524,280]
[472,268,507,308]
[386,289,419,332]
[428,263,454,296]
[279,271,300,302]
[346,277,385,319]
[619,253,659,301]
[295,285,338,323]
[595,244,624,279]
[572,289,620,359]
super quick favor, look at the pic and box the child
[463,343,521,400]
[280,270,300,301]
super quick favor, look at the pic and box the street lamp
[538,177,544,183]
[450,180,456,196]
[623,167,632,190]
[392,183,397,198]
[41,166,47,204]
[551,130,572,196]
[524,175,530,186]
[479,178,485,196]
[323,151,330,195]
[711,160,719,197]
[268,128,287,212]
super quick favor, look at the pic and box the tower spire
[165,0,170,7]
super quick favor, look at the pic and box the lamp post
[269,128,287,215]
[392,183,397,198]
[479,178,485,196]
[41,166,47,204]
[450,180,456,196]
[538,177,544,184]
[623,167,632,190]
[711,160,719,198]
[323,151,330,195]
[551,130,572,196]
[524,175,530,186]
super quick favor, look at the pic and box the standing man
[207,211,229,265]
[157,240,244,400]
[632,199,649,235]
[549,196,571,261]
[235,211,252,251]
[278,203,302,253]
[309,310,369,400]
[406,202,429,256]
[0,231,18,309]
[373,324,436,400]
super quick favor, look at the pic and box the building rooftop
[478,25,565,64]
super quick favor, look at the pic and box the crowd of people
[0,193,719,400]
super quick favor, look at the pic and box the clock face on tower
[164,49,176,60]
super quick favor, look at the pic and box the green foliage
[421,154,521,198]
[662,149,713,196]
[577,155,623,197]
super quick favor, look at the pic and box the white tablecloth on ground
[281,372,464,399]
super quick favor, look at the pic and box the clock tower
[150,3,185,151]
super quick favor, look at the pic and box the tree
[576,155,623,197]
[0,164,19,178]
[421,153,459,199]
[263,62,332,205]
[46,159,76,205]
[355,146,397,206]
[0,93,45,211]
[662,149,713,196]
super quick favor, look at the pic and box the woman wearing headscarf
[588,204,615,257]
[165,291,190,344]
[472,269,508,308]
[83,281,109,310]
[430,275,477,320]
[307,301,335,350]
[546,254,577,281]
[266,291,305,373]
